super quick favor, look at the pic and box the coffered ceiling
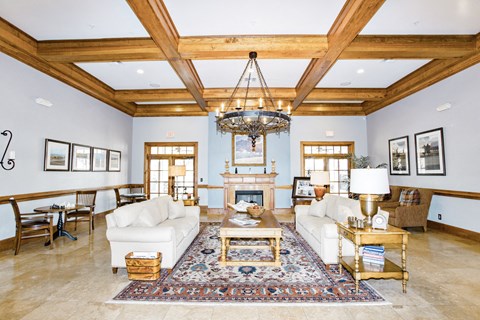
[0,0,478,117]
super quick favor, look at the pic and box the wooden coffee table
[219,210,282,267]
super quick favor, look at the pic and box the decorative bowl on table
[246,206,265,218]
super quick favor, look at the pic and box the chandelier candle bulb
[277,101,282,111]
[259,98,263,109]
[215,108,219,117]
[237,99,241,109]
[9,151,15,160]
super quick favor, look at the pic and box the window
[145,143,198,199]
[301,142,354,197]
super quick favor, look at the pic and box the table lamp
[349,168,389,229]
[310,171,330,200]
[168,165,186,200]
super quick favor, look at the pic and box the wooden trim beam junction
[0,18,136,116]
[363,51,480,114]
[35,35,477,62]
[135,104,208,117]
[38,38,166,62]
[116,89,194,102]
[293,0,386,109]
[127,0,207,111]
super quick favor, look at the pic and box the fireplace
[235,190,263,206]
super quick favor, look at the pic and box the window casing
[300,142,354,197]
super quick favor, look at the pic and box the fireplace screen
[235,190,263,206]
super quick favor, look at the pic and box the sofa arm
[185,206,200,218]
[105,213,117,229]
[294,205,310,218]
[394,204,429,224]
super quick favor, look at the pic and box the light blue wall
[367,64,480,232]
[0,53,132,241]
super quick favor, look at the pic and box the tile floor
[0,213,479,320]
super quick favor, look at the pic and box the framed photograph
[388,136,410,175]
[71,144,91,172]
[108,150,121,172]
[44,139,71,171]
[92,148,108,171]
[415,127,446,176]
[292,177,315,199]
[232,133,266,166]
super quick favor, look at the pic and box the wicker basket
[246,206,265,218]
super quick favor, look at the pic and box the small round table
[34,205,85,241]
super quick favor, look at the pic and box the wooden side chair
[114,188,131,208]
[66,190,97,234]
[9,198,54,255]
[129,186,147,202]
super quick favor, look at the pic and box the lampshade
[168,165,186,177]
[350,168,389,194]
[310,171,330,186]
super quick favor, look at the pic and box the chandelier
[215,52,291,150]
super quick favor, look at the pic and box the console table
[336,222,410,293]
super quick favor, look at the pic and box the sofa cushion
[399,189,420,206]
[106,226,174,242]
[168,198,186,219]
[308,199,327,217]
[297,215,332,234]
[138,196,169,225]
[112,202,143,227]
[131,207,158,227]
[337,204,355,223]
[323,194,339,220]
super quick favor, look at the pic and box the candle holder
[271,159,276,173]
[225,159,230,173]
[1,130,15,171]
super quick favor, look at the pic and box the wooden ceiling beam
[38,38,165,62]
[115,89,194,102]
[178,35,328,60]
[363,51,480,114]
[342,35,476,59]
[0,18,136,115]
[135,104,208,117]
[127,0,206,110]
[305,88,385,101]
[293,0,386,109]
[203,88,297,100]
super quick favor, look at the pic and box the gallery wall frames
[414,127,446,176]
[92,148,108,172]
[44,139,71,171]
[388,136,410,175]
[108,150,121,172]
[71,144,92,172]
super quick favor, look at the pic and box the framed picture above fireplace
[232,133,266,166]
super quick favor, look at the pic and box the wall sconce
[1,130,15,170]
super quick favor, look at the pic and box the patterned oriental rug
[113,223,385,304]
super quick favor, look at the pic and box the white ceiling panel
[194,59,311,88]
[316,60,431,88]
[163,0,346,36]
[0,0,148,40]
[76,61,185,90]
[362,0,480,34]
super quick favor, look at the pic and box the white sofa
[295,194,389,264]
[106,195,200,272]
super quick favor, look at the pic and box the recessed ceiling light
[136,69,144,74]
[340,81,351,86]
[149,83,161,88]
[356,68,365,74]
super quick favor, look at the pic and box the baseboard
[428,220,480,242]
[0,237,14,252]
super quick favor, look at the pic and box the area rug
[113,223,385,304]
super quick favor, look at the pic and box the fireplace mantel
[221,173,278,211]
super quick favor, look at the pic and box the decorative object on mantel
[310,171,330,200]
[215,52,291,150]
[224,159,230,173]
[350,168,390,230]
[271,159,276,173]
[1,130,15,170]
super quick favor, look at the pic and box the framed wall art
[291,177,315,199]
[44,139,71,171]
[108,150,121,172]
[71,144,92,172]
[92,148,108,171]
[388,136,410,175]
[414,127,446,176]
[232,133,266,166]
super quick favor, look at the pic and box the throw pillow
[308,199,327,218]
[131,207,158,227]
[399,189,420,206]
[337,204,354,223]
[168,198,186,219]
